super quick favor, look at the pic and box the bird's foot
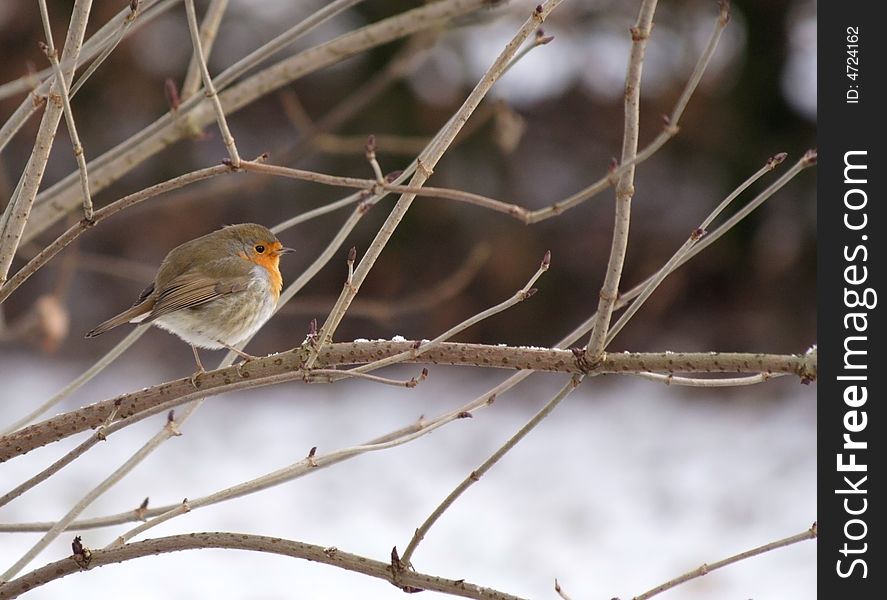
[190,367,206,388]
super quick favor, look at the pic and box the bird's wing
[145,272,250,322]
[85,282,158,337]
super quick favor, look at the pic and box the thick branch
[0,342,817,462]
[0,532,526,600]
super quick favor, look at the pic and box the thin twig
[0,0,93,284]
[604,152,785,347]
[22,0,491,245]
[0,151,814,456]
[400,374,582,568]
[0,403,121,508]
[307,1,565,369]
[346,251,549,377]
[1,326,148,434]
[0,0,174,152]
[86,406,463,544]
[521,0,731,224]
[304,368,428,388]
[0,415,180,582]
[180,0,228,100]
[37,0,94,221]
[279,244,490,322]
[632,523,817,600]
[183,0,240,166]
[554,578,573,600]
[0,165,230,304]
[68,0,142,97]
[585,0,658,363]
[632,372,784,387]
[285,31,437,160]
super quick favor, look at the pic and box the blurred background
[0,1,816,599]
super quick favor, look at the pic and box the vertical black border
[818,2,884,596]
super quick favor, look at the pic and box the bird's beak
[275,247,296,256]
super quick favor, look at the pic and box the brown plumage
[86,224,294,358]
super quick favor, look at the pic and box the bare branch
[22,0,495,246]
[604,150,783,347]
[0,403,120,509]
[633,523,817,600]
[401,375,583,568]
[37,23,94,222]
[0,0,93,283]
[0,532,528,600]
[180,0,228,100]
[585,0,659,362]
[0,414,174,582]
[0,343,816,463]
[183,0,240,166]
[307,0,566,368]
[0,166,229,304]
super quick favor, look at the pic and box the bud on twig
[164,78,180,111]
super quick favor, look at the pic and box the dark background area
[0,0,816,366]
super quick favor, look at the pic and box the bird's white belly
[153,267,278,349]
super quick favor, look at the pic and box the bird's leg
[216,340,259,361]
[216,340,260,377]
[190,345,207,387]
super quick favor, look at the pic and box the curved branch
[633,523,817,600]
[0,532,527,600]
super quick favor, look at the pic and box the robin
[86,223,294,375]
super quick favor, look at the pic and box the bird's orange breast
[250,253,283,300]
[240,252,283,302]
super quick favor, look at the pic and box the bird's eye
[254,245,265,254]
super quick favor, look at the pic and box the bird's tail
[85,301,152,338]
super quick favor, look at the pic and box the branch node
[71,535,92,568]
[221,157,240,171]
[164,78,181,112]
[416,158,433,178]
[307,446,319,467]
[535,28,555,45]
[165,410,182,436]
[630,25,650,41]
[802,148,818,165]
[690,227,707,241]
[718,0,732,25]
[136,497,150,521]
[767,152,788,168]
[390,546,405,573]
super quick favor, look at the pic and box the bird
[86,223,294,376]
